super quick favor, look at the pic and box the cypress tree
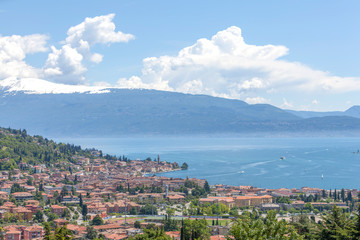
[347,192,352,202]
[79,194,83,207]
[341,188,345,202]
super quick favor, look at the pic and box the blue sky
[0,0,359,111]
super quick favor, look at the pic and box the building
[234,195,273,207]
[23,226,43,240]
[11,192,33,201]
[199,197,235,209]
[51,205,67,216]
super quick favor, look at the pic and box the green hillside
[0,128,93,170]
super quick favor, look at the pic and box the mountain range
[1,78,360,137]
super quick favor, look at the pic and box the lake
[53,136,360,189]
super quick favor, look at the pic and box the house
[165,231,180,240]
[51,205,67,216]
[3,226,21,240]
[0,191,9,200]
[199,197,235,209]
[166,194,185,204]
[66,224,87,236]
[2,225,43,240]
[12,192,33,201]
[13,207,32,221]
[210,235,226,240]
[54,219,69,226]
[260,203,281,211]
[234,195,272,207]
[0,184,11,194]
[23,226,43,240]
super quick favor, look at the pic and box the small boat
[321,173,324,180]
[280,156,286,160]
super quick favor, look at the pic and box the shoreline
[142,168,183,177]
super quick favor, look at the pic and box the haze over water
[55,137,360,189]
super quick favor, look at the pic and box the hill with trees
[0,127,94,170]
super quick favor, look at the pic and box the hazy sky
[0,0,359,111]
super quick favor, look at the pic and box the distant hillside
[0,89,301,136]
[286,106,360,119]
[0,127,93,170]
[1,89,360,136]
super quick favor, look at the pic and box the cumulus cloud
[117,26,360,103]
[43,13,134,84]
[66,14,135,46]
[0,34,48,79]
[44,45,86,84]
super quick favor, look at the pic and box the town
[0,128,358,240]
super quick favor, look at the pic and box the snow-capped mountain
[0,77,110,94]
[0,77,359,137]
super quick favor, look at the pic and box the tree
[47,212,59,222]
[128,227,171,240]
[91,214,104,226]
[182,218,210,240]
[86,226,98,240]
[62,208,71,219]
[79,194,83,207]
[130,206,138,215]
[54,226,72,240]
[347,191,353,202]
[304,203,314,212]
[0,227,4,240]
[10,183,26,193]
[322,189,327,198]
[204,181,210,193]
[341,188,345,202]
[291,214,317,239]
[181,162,188,170]
[82,204,88,221]
[140,204,157,215]
[60,186,68,197]
[35,210,44,223]
[353,206,360,239]
[134,220,141,229]
[228,210,301,240]
[164,208,178,231]
[43,222,52,240]
[318,205,353,240]
[27,178,33,186]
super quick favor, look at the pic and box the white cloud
[281,98,294,109]
[90,53,103,63]
[117,26,360,104]
[66,14,135,46]
[312,99,319,105]
[245,97,270,104]
[43,13,134,84]
[44,45,86,84]
[0,34,48,79]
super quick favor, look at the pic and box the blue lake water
[54,137,360,189]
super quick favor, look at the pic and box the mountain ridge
[1,78,360,137]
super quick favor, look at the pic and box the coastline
[143,168,183,177]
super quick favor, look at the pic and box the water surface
[54,136,360,189]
